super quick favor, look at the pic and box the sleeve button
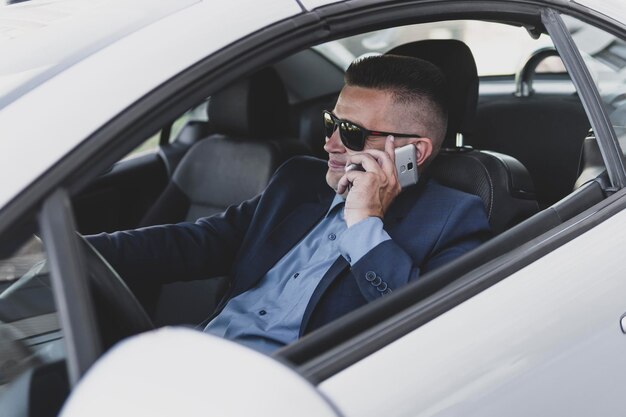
[365,271,376,281]
[371,276,382,286]
[377,282,388,292]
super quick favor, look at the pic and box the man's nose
[323,129,345,153]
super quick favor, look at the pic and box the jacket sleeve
[86,194,261,285]
[347,194,490,301]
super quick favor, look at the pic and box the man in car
[88,55,490,354]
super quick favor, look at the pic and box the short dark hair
[344,54,448,153]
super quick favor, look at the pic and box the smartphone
[345,144,419,189]
[394,143,419,189]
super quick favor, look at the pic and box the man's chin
[326,171,341,192]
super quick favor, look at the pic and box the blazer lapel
[299,255,349,336]
[298,179,429,333]
[383,179,427,230]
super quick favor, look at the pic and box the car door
[0,190,101,417]
[285,6,626,417]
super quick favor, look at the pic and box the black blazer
[88,156,490,335]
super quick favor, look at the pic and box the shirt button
[259,310,267,316]
[365,271,376,282]
[328,233,336,240]
[293,272,299,278]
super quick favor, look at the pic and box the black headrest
[387,40,478,148]
[208,67,289,138]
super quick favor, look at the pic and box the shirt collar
[326,193,345,217]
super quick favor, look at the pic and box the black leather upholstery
[430,149,538,234]
[389,40,539,233]
[471,47,590,206]
[209,67,290,138]
[473,96,590,206]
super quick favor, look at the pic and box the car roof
[0,0,302,210]
[1,0,622,214]
[0,0,197,107]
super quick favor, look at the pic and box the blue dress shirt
[204,194,391,354]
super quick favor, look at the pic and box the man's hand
[337,136,402,227]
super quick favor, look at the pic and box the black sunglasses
[323,110,422,151]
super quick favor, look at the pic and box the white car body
[1,0,626,416]
[321,207,626,416]
[61,328,340,417]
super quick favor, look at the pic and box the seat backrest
[429,149,538,234]
[388,40,539,234]
[139,67,310,327]
[141,67,309,226]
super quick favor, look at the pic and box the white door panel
[321,206,626,417]
[62,328,341,417]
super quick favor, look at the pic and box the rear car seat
[471,48,591,207]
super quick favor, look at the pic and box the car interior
[72,22,603,330]
[0,11,621,417]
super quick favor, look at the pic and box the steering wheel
[80,236,155,350]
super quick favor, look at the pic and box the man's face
[324,85,426,191]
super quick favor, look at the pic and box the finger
[359,149,396,180]
[336,170,365,194]
[345,152,383,173]
[385,135,396,163]
[382,135,397,179]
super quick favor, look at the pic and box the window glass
[563,15,626,152]
[121,99,209,161]
[170,100,209,140]
[0,232,63,392]
[122,132,162,161]
[315,20,556,76]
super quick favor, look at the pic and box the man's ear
[411,138,434,167]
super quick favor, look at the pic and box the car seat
[388,40,539,234]
[141,67,307,225]
[471,48,591,207]
[140,67,309,325]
